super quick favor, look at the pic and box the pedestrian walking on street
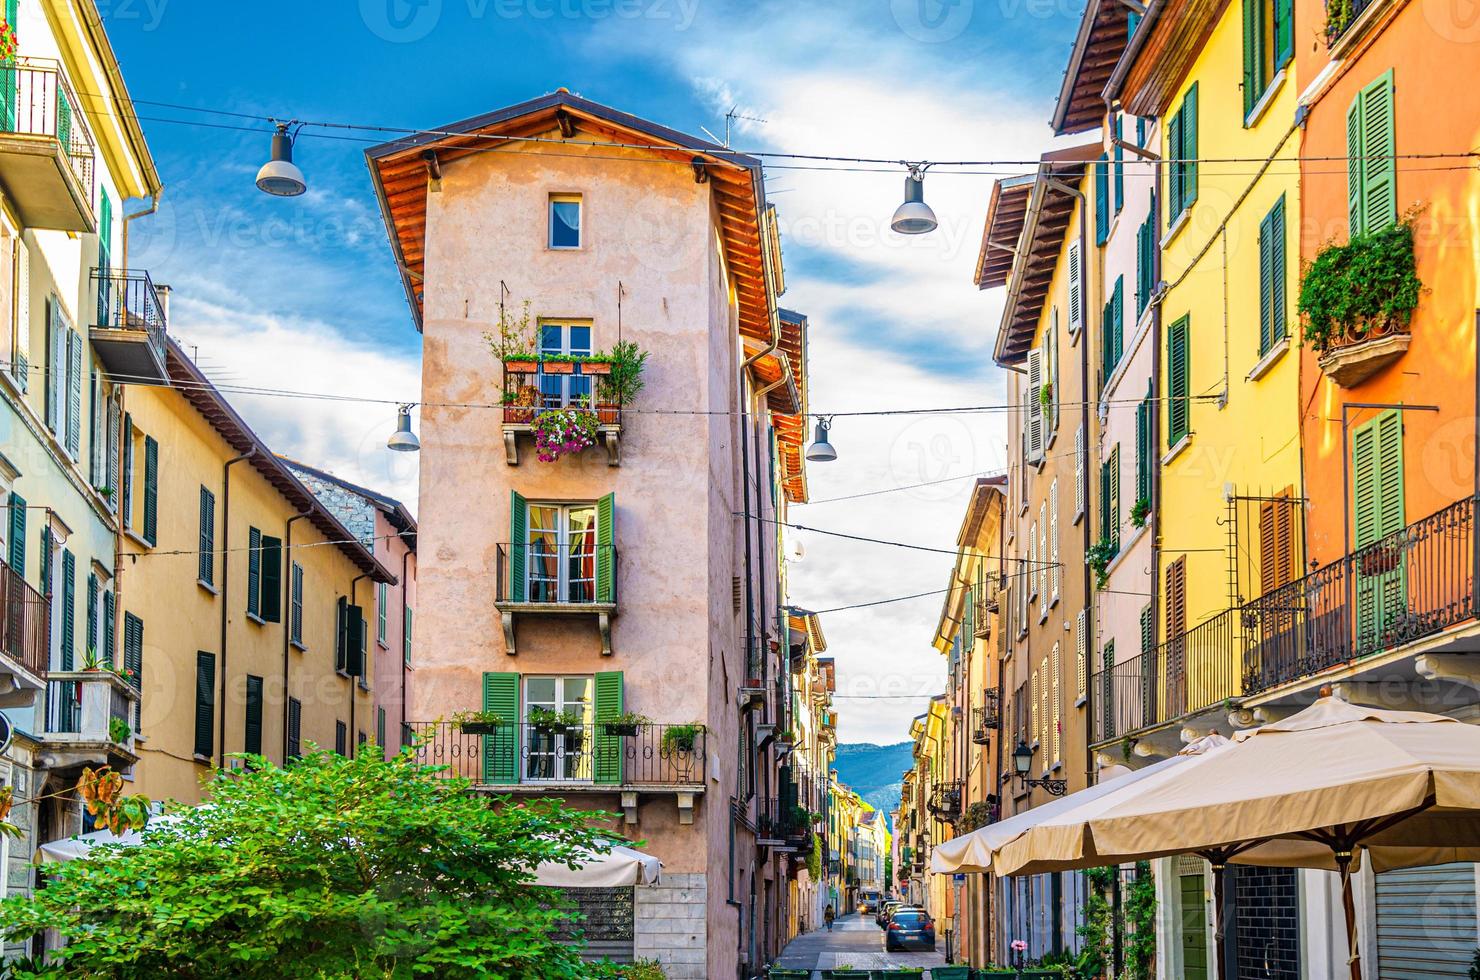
[824,904,835,931]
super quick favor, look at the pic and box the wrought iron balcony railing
[0,59,96,198]
[494,542,617,606]
[1325,0,1378,47]
[755,796,815,847]
[927,780,963,822]
[500,363,622,427]
[972,694,999,745]
[405,720,705,787]
[0,561,48,679]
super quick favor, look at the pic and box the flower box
[503,358,538,373]
[580,360,614,376]
[930,969,971,980]
[458,721,500,736]
[1359,545,1401,576]
[604,722,640,737]
[542,360,575,375]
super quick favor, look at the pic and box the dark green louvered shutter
[508,491,527,603]
[103,590,114,665]
[194,651,215,758]
[1353,410,1406,645]
[335,596,347,671]
[244,675,263,755]
[1095,154,1110,246]
[65,331,81,458]
[259,536,282,623]
[142,435,158,544]
[1167,317,1190,446]
[291,563,304,646]
[287,697,302,760]
[1113,115,1124,213]
[1111,276,1124,368]
[1355,70,1396,236]
[343,605,365,676]
[1259,196,1287,356]
[7,492,24,574]
[1242,0,1261,118]
[483,671,520,784]
[1135,396,1151,507]
[39,526,49,602]
[593,670,624,785]
[123,612,142,728]
[402,605,412,666]
[198,487,215,586]
[246,527,262,618]
[596,493,615,603]
[1273,0,1293,67]
[85,572,97,661]
[377,707,385,751]
[60,550,74,670]
[1167,113,1184,217]
[121,413,133,526]
[1182,84,1198,208]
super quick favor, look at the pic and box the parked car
[881,904,924,931]
[884,908,936,952]
[876,901,903,928]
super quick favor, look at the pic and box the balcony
[41,671,138,771]
[1325,0,1381,49]
[500,363,622,466]
[973,580,998,639]
[0,561,49,702]
[0,59,96,232]
[493,542,617,656]
[1315,319,1410,388]
[927,780,963,822]
[90,270,170,385]
[971,694,999,745]
[406,720,705,824]
[754,796,815,851]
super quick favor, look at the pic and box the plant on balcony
[1039,383,1053,409]
[0,21,14,63]
[527,707,584,733]
[596,340,649,408]
[958,800,997,832]
[450,709,505,735]
[81,646,106,671]
[773,728,795,745]
[484,300,539,370]
[1087,537,1118,589]
[602,711,650,737]
[661,722,701,755]
[532,407,600,462]
[108,717,131,745]
[1299,219,1422,351]
[1324,0,1355,45]
[0,748,623,978]
[1130,497,1151,529]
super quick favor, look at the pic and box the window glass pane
[550,199,581,248]
[527,505,559,602]
[525,677,556,707]
[568,325,591,354]
[567,506,597,602]
[562,676,592,714]
[540,324,562,354]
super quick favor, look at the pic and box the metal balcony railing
[755,796,814,846]
[927,780,963,822]
[405,720,705,786]
[972,693,999,745]
[494,542,616,605]
[0,59,96,195]
[91,268,167,351]
[501,364,621,427]
[1325,0,1378,46]
[0,561,48,679]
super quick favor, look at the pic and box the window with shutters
[1101,276,1125,387]
[1038,656,1050,749]
[244,675,264,756]
[1168,84,1199,222]
[59,549,74,671]
[1101,446,1121,553]
[141,434,158,545]
[1258,488,1297,597]
[403,605,413,666]
[511,496,614,604]
[1112,115,1125,214]
[1049,480,1061,602]
[1243,0,1293,122]
[1136,197,1157,319]
[1030,668,1041,749]
[1167,316,1191,448]
[525,675,594,782]
[198,487,216,589]
[1346,70,1396,238]
[123,611,143,730]
[1166,558,1188,640]
[377,581,388,646]
[1025,349,1045,463]
[1352,410,1405,643]
[194,651,215,759]
[1075,609,1088,699]
[335,720,347,756]
[1135,389,1153,512]
[247,527,262,620]
[1067,241,1083,335]
[246,529,283,624]
[1094,154,1110,246]
[121,415,134,530]
[290,562,305,648]
[1050,642,1061,762]
[1258,195,1288,357]
[1074,424,1086,521]
[287,697,302,761]
[1038,503,1048,618]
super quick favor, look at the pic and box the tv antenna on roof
[702,106,769,149]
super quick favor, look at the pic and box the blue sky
[108,0,1086,742]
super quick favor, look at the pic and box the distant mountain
[834,741,914,833]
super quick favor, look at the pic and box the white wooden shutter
[1038,502,1048,617]
[1067,241,1083,335]
[13,238,27,392]
[1075,609,1088,697]
[1051,642,1061,761]
[1074,424,1086,517]
[1026,348,1045,462]
[1050,478,1061,601]
[49,301,65,433]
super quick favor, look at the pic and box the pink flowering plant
[532,408,599,462]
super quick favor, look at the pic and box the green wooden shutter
[85,572,97,660]
[39,526,49,602]
[244,675,263,755]
[194,651,215,758]
[60,549,74,670]
[377,707,386,751]
[1242,0,1261,118]
[1259,204,1276,356]
[7,492,24,574]
[142,435,158,545]
[123,612,143,728]
[1135,396,1151,506]
[1168,112,1184,218]
[1269,196,1286,347]
[1168,316,1190,446]
[1182,84,1198,208]
[1109,447,1121,551]
[121,413,133,527]
[1111,276,1124,368]
[335,596,347,671]
[287,697,301,760]
[403,605,412,666]
[246,527,262,618]
[344,605,365,676]
[1274,0,1293,67]
[65,331,81,458]
[593,670,624,785]
[1098,459,1112,543]
[260,536,282,623]
[483,671,520,784]
[596,493,616,603]
[103,590,114,665]
[1113,115,1125,213]
[291,563,304,646]
[1358,70,1396,235]
[508,491,527,603]
[1095,154,1110,245]
[198,487,215,586]
[1353,410,1406,647]
[1346,93,1364,235]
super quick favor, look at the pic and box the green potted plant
[773,729,795,746]
[877,967,923,977]
[661,723,702,755]
[484,299,539,373]
[603,711,650,737]
[820,967,869,979]
[930,968,970,980]
[1087,537,1118,589]
[450,709,505,736]
[1039,383,1053,409]
[81,647,106,671]
[108,716,131,745]
[527,706,583,734]
[1130,497,1150,528]
[598,340,649,410]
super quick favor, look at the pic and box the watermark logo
[891,0,974,41]
[361,0,444,43]
[1422,0,1480,42]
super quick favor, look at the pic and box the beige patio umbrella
[1003,696,1480,980]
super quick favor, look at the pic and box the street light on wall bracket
[1012,739,1068,796]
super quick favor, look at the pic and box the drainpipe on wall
[281,507,313,763]
[218,447,258,769]
[119,188,162,272]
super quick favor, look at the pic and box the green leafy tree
[0,747,626,979]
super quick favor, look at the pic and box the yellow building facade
[120,342,394,803]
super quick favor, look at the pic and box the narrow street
[771,913,948,975]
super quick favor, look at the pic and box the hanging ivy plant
[1087,538,1118,589]
[1299,219,1422,351]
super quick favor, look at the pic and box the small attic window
[549,194,582,249]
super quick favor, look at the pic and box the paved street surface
[772,913,949,975]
